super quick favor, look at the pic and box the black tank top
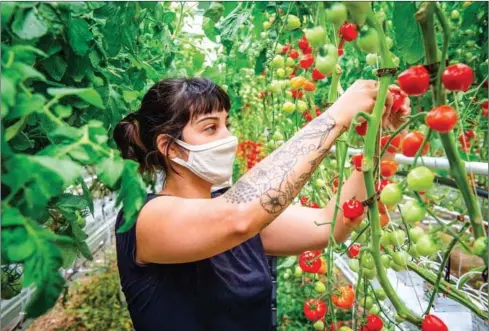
[115,189,277,331]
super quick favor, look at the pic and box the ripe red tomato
[343,200,364,219]
[339,22,358,41]
[464,129,475,139]
[298,35,309,50]
[303,80,316,91]
[303,299,327,321]
[380,134,402,153]
[337,39,345,56]
[302,112,313,122]
[482,100,488,117]
[380,160,398,177]
[300,196,309,205]
[309,202,320,209]
[315,106,321,116]
[426,105,458,132]
[289,49,299,59]
[300,54,314,69]
[458,134,471,148]
[348,244,361,258]
[332,285,355,309]
[312,68,326,80]
[401,131,430,157]
[391,90,405,113]
[365,314,384,331]
[442,63,474,92]
[355,121,368,136]
[351,153,363,171]
[380,212,390,228]
[282,44,291,54]
[375,179,392,192]
[398,65,430,96]
[291,89,303,99]
[421,314,448,331]
[299,250,322,273]
[302,46,313,55]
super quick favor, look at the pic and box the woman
[113,77,410,331]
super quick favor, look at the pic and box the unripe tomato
[263,21,272,30]
[416,235,437,256]
[313,320,325,331]
[297,100,308,112]
[426,105,458,132]
[388,229,406,247]
[380,160,398,177]
[361,252,375,269]
[348,258,360,272]
[409,226,424,243]
[339,22,358,42]
[355,121,368,136]
[294,266,303,278]
[362,296,373,309]
[285,56,295,67]
[284,15,301,31]
[398,65,430,96]
[299,54,314,69]
[303,80,316,91]
[316,55,336,76]
[363,267,377,280]
[422,314,448,331]
[314,281,326,293]
[381,134,402,153]
[305,26,327,48]
[451,9,460,20]
[357,27,379,53]
[271,55,285,69]
[276,68,285,78]
[380,183,403,206]
[392,251,409,266]
[381,254,391,268]
[282,101,296,113]
[390,260,407,272]
[401,131,429,157]
[271,130,284,141]
[442,63,474,92]
[400,200,425,224]
[374,288,386,301]
[472,236,488,257]
[343,200,364,219]
[312,68,326,80]
[407,166,434,192]
[325,3,348,27]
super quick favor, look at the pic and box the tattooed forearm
[223,113,341,217]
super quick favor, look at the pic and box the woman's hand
[381,85,411,131]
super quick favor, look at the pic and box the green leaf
[254,48,267,75]
[11,62,46,82]
[200,65,221,81]
[102,18,122,57]
[392,2,424,64]
[7,93,46,120]
[47,87,105,109]
[122,90,139,103]
[203,17,219,42]
[67,19,93,57]
[5,117,27,142]
[58,241,78,268]
[56,194,89,210]
[41,54,68,81]
[192,50,206,70]
[461,2,484,29]
[76,176,94,215]
[162,11,176,24]
[1,207,25,227]
[115,161,147,233]
[96,156,124,189]
[53,104,72,118]
[1,75,16,108]
[223,2,238,16]
[204,2,224,22]
[1,2,16,30]
[277,256,297,270]
[12,8,48,40]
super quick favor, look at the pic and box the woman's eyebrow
[195,116,220,124]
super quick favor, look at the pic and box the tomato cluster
[237,140,264,170]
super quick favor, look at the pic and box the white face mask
[170,136,238,185]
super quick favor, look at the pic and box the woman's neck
[160,172,212,199]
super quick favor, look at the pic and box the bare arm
[137,80,381,264]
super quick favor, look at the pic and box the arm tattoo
[223,113,339,219]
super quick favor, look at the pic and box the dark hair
[113,77,231,175]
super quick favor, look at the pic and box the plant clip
[482,267,488,283]
[375,67,399,77]
[361,191,381,207]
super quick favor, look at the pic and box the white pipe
[329,146,489,176]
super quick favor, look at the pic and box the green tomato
[407,166,434,192]
[366,53,378,65]
[316,55,336,76]
[380,183,403,206]
[325,3,348,27]
[297,100,308,112]
[472,237,488,257]
[285,67,294,75]
[466,40,475,48]
[276,68,285,78]
[339,327,354,331]
[390,260,407,272]
[271,55,285,69]
[356,232,367,243]
[271,131,284,141]
[451,9,460,19]
[348,259,360,272]
[369,304,380,315]
[275,43,283,54]
[363,267,377,280]
[329,159,338,168]
[263,21,272,30]
[380,232,391,247]
[294,266,303,278]
[361,253,375,269]
[282,101,296,113]
[315,281,326,293]
[391,229,407,247]
[374,288,386,301]
[283,273,290,280]
[381,254,391,268]
[362,296,374,309]
[409,227,424,243]
[408,245,420,258]
[284,15,301,31]
[305,26,327,48]
[391,251,409,266]
[465,52,473,62]
[313,320,325,331]
[285,57,295,67]
[415,235,437,257]
[314,178,326,189]
[400,200,425,224]
[357,28,380,53]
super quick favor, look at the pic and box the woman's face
[181,109,232,145]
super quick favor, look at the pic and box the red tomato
[310,202,320,209]
[401,131,430,157]
[355,121,368,136]
[339,22,358,41]
[331,285,355,309]
[380,160,398,177]
[458,134,471,148]
[465,129,475,139]
[298,250,322,273]
[300,54,314,69]
[298,35,309,50]
[312,68,326,80]
[380,134,402,153]
[282,44,291,54]
[302,46,313,55]
[343,200,364,219]
[289,49,299,59]
[315,106,321,116]
[380,212,390,228]
[300,196,309,205]
[482,100,488,117]
[303,299,326,321]
[442,63,474,92]
[421,314,448,331]
[348,244,361,258]
[426,105,458,133]
[291,89,303,99]
[398,65,430,96]
[351,153,363,171]
[302,112,313,122]
[392,90,406,113]
[365,314,384,331]
[375,179,392,192]
[303,80,316,91]
[333,177,339,187]
[338,39,345,56]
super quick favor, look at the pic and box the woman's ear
[155,134,187,161]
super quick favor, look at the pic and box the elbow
[227,203,257,239]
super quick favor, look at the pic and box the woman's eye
[204,126,216,133]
